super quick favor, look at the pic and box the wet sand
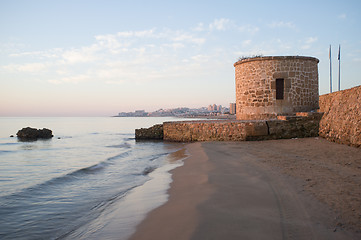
[129,138,361,240]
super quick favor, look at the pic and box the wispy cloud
[9,48,63,59]
[3,62,49,72]
[242,39,252,46]
[116,29,156,38]
[49,74,90,84]
[192,22,205,32]
[2,27,211,85]
[61,47,99,64]
[0,19,267,86]
[169,30,206,44]
[268,21,296,29]
[238,24,259,35]
[301,37,318,49]
[305,37,318,44]
[209,18,232,31]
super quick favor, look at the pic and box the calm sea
[0,117,188,240]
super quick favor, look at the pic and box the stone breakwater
[319,85,361,148]
[135,124,163,140]
[135,113,322,142]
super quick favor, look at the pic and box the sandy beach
[129,138,361,240]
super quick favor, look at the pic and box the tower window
[276,78,284,100]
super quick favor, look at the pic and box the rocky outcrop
[17,127,53,141]
[319,85,361,148]
[135,124,163,140]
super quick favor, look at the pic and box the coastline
[129,142,213,239]
[129,138,361,240]
[60,145,188,240]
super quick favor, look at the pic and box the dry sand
[129,138,361,240]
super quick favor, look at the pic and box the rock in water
[17,127,53,141]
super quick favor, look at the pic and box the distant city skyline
[117,103,232,117]
[1,0,360,116]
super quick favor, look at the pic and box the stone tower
[234,56,319,120]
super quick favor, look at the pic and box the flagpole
[337,44,341,91]
[329,45,332,93]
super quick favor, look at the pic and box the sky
[1,0,360,116]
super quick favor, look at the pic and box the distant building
[208,104,221,112]
[134,110,147,117]
[230,103,236,115]
[117,105,229,118]
[118,112,128,117]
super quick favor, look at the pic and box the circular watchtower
[234,56,319,120]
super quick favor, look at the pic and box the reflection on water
[67,146,187,240]
[0,117,190,239]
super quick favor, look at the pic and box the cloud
[208,19,259,35]
[193,23,205,32]
[209,18,231,31]
[9,51,47,58]
[48,74,91,84]
[301,37,318,49]
[162,43,185,50]
[1,24,232,86]
[116,29,156,38]
[191,54,210,63]
[242,40,252,46]
[9,48,63,59]
[238,25,259,35]
[170,31,205,44]
[268,21,296,29]
[61,48,98,64]
[305,37,318,44]
[3,62,48,72]
[95,34,128,51]
[61,75,90,83]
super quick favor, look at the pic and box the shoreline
[129,138,361,239]
[62,145,188,240]
[129,142,213,239]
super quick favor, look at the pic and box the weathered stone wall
[163,113,322,142]
[319,86,361,148]
[163,120,267,141]
[135,124,163,140]
[234,56,319,120]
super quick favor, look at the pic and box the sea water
[0,117,188,239]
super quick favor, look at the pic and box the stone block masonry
[134,112,322,142]
[319,85,361,148]
[135,124,163,140]
[234,56,319,120]
[163,120,267,141]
